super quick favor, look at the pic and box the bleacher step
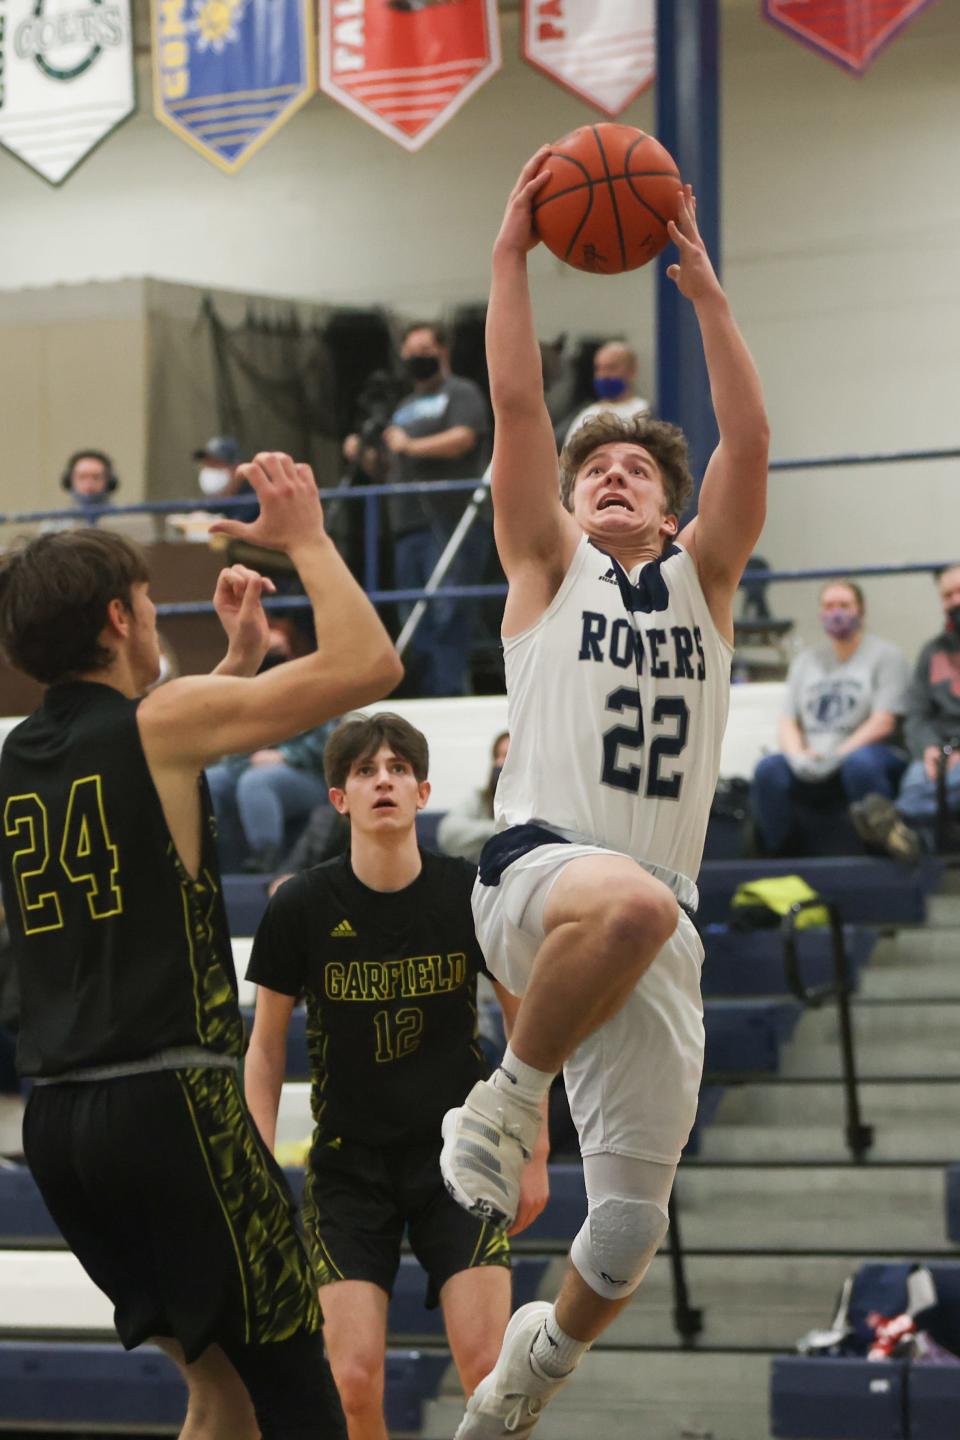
[711,1079,960,1125]
[798,1003,960,1044]
[543,1253,855,1350]
[778,1040,960,1078]
[674,1165,946,1252]
[697,1119,959,1163]
[422,1351,774,1440]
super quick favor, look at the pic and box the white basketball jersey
[495,535,732,893]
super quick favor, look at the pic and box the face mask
[199,466,232,496]
[404,354,440,383]
[594,376,627,401]
[72,489,108,510]
[489,764,503,795]
[821,610,862,641]
[947,606,960,634]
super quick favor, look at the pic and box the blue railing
[2,444,957,617]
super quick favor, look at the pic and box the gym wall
[0,1,957,657]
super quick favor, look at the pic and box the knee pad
[570,1195,669,1301]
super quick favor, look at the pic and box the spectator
[561,342,649,447]
[206,713,337,872]
[751,580,916,859]
[382,321,492,697]
[62,449,118,510]
[192,435,260,522]
[438,730,509,863]
[889,565,960,840]
[42,450,119,533]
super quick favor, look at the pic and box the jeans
[206,761,329,866]
[393,520,492,697]
[897,758,960,824]
[751,744,907,855]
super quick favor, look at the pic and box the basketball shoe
[440,1078,541,1228]
[454,1302,573,1438]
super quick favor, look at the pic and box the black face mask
[948,605,960,635]
[404,354,441,383]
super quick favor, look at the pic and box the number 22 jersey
[493,535,732,901]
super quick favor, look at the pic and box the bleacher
[2,684,959,1437]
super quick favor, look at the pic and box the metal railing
[3,441,958,622]
[781,898,874,1164]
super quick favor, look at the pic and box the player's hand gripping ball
[532,123,682,275]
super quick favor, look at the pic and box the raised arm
[487,151,580,616]
[672,188,770,637]
[139,453,402,768]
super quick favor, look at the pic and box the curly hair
[0,529,148,685]
[559,413,694,519]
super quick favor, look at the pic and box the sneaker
[440,1079,542,1229]
[850,793,921,864]
[454,1302,570,1438]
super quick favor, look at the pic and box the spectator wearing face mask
[884,565,960,841]
[562,341,649,448]
[437,731,509,864]
[379,322,492,698]
[192,436,259,523]
[750,580,916,860]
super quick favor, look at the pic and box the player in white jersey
[439,151,769,1438]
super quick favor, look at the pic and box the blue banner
[152,0,313,172]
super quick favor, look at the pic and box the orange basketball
[532,124,682,275]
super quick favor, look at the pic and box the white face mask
[199,466,231,496]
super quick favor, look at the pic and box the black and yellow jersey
[247,851,489,1147]
[0,681,241,1078]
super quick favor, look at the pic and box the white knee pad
[570,1194,669,1301]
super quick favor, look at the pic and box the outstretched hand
[495,146,552,256]
[213,564,276,675]
[210,452,325,553]
[666,186,722,304]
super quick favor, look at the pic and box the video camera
[355,370,406,452]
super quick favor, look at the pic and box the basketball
[532,124,682,275]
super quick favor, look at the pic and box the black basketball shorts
[302,1132,510,1306]
[23,1067,321,1362]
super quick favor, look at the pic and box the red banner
[522,0,655,116]
[763,0,938,75]
[319,0,501,152]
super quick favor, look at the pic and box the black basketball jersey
[0,681,241,1078]
[247,850,489,1147]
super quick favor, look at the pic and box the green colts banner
[152,0,314,173]
[0,0,136,184]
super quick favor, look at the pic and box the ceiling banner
[0,0,136,184]
[319,0,501,153]
[763,0,938,76]
[522,0,655,117]
[152,0,314,173]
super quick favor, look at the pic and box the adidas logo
[599,567,618,584]
[329,918,357,938]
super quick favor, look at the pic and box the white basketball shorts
[472,840,705,1165]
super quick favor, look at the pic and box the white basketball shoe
[454,1302,574,1438]
[440,1078,542,1228]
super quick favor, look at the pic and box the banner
[319,0,500,153]
[0,0,135,184]
[763,0,938,76]
[152,0,314,173]
[522,0,655,116]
